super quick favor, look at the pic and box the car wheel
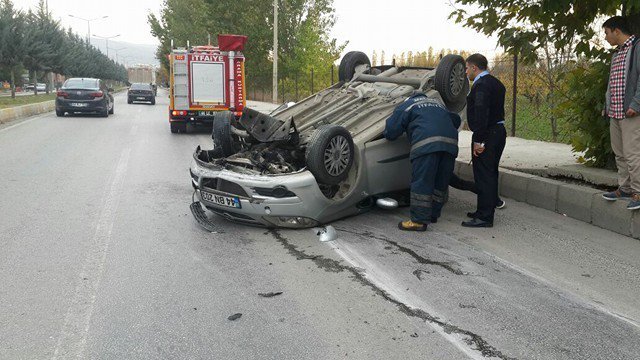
[109,102,114,114]
[127,97,132,104]
[212,111,239,156]
[56,110,64,117]
[338,51,371,82]
[434,54,469,111]
[150,99,155,105]
[305,124,355,185]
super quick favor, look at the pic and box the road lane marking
[327,240,485,360]
[51,148,131,360]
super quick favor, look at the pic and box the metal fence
[247,65,339,104]
[247,58,572,145]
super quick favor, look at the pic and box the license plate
[200,191,241,209]
[71,102,87,107]
[198,111,216,116]
[137,97,146,100]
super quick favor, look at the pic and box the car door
[363,136,411,195]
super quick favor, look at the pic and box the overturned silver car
[189,52,468,229]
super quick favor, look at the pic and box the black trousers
[472,125,506,222]
[449,174,503,204]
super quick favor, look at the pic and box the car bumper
[190,158,334,228]
[129,95,154,102]
[56,98,107,113]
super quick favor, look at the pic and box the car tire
[56,110,64,117]
[127,97,132,104]
[170,122,186,134]
[305,124,355,185]
[151,99,155,105]
[212,111,238,157]
[109,102,114,114]
[434,54,469,111]
[338,51,370,82]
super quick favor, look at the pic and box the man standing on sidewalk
[461,54,506,228]
[601,16,640,210]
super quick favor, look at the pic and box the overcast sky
[17,0,501,61]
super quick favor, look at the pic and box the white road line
[0,112,51,133]
[327,240,482,360]
[51,148,131,360]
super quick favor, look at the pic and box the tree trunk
[10,70,16,99]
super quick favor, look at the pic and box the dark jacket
[605,36,640,115]
[384,94,461,160]
[467,74,506,143]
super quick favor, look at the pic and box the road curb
[0,100,55,124]
[454,160,638,239]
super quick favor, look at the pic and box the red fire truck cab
[168,34,247,133]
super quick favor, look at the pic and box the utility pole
[511,53,518,137]
[272,0,278,103]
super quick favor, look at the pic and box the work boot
[603,188,632,201]
[627,194,640,210]
[398,220,427,232]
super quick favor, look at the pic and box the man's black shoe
[461,218,493,228]
[466,211,477,218]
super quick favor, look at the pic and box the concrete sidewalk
[454,130,637,239]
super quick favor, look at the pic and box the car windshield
[130,83,152,90]
[63,79,99,90]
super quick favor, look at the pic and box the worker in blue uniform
[384,92,461,231]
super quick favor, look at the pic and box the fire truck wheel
[434,54,469,110]
[170,122,186,134]
[305,125,354,185]
[338,51,370,82]
[212,111,238,156]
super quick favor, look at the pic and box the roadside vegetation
[148,0,345,103]
[0,93,56,109]
[450,0,640,168]
[0,0,128,99]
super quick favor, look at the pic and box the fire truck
[168,34,247,133]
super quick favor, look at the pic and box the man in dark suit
[461,54,507,228]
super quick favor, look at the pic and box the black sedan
[56,78,114,117]
[127,83,155,105]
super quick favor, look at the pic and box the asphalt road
[1,91,639,360]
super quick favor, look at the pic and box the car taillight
[172,110,187,116]
[56,91,68,98]
[89,91,104,98]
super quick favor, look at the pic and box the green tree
[0,0,26,98]
[148,0,344,96]
[450,0,640,167]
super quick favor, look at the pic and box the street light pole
[272,0,278,103]
[93,34,120,57]
[110,47,126,63]
[68,15,108,43]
